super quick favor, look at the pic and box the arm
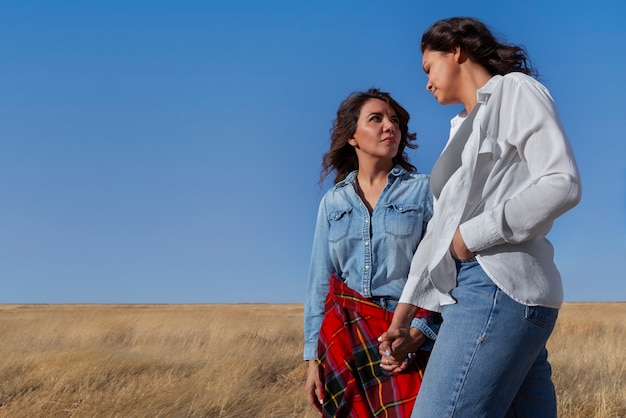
[411,181,441,350]
[378,302,420,372]
[303,198,334,361]
[305,360,323,412]
[303,197,334,409]
[460,76,581,253]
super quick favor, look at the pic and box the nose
[426,79,433,91]
[384,116,395,132]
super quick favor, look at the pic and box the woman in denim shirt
[304,88,440,417]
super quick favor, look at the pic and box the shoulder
[483,73,555,114]
[390,165,430,183]
[319,179,353,210]
[391,171,432,203]
[322,171,356,197]
[399,171,431,185]
[501,72,551,96]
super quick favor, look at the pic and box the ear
[454,46,468,64]
[348,137,358,147]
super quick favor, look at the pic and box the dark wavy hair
[320,88,417,185]
[421,17,538,78]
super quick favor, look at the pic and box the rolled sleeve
[410,317,440,351]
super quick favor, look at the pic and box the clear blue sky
[1,1,624,303]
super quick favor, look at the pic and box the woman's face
[422,48,462,105]
[348,98,401,162]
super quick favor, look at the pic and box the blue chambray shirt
[304,165,435,360]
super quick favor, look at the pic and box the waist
[369,296,399,312]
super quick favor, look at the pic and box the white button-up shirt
[400,73,582,311]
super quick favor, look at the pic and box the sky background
[1,1,624,304]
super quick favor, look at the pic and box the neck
[356,158,394,185]
[354,158,393,213]
[459,61,492,114]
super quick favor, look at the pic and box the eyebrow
[366,111,398,119]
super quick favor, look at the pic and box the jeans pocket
[525,305,558,329]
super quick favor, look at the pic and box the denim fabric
[304,166,434,360]
[411,259,558,418]
[410,317,440,351]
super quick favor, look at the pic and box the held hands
[378,327,426,374]
[305,360,323,412]
[450,227,475,261]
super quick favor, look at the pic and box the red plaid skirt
[317,274,439,417]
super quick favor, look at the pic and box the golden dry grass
[0,303,623,417]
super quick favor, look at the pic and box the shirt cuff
[410,317,440,351]
[304,342,318,361]
[460,209,505,253]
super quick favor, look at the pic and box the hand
[305,360,323,412]
[450,227,475,261]
[378,327,426,374]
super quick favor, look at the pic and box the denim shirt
[304,165,435,360]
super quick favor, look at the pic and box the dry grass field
[0,303,623,418]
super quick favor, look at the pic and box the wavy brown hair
[421,17,538,78]
[320,88,417,185]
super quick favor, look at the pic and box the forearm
[390,302,419,329]
[461,174,580,253]
[461,76,582,253]
[303,199,333,360]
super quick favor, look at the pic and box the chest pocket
[328,208,352,242]
[384,203,423,238]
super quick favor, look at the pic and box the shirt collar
[476,74,503,105]
[451,74,502,126]
[334,165,407,189]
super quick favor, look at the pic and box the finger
[390,339,409,356]
[383,356,401,367]
[380,356,395,370]
[314,394,323,413]
[391,365,405,374]
[381,362,396,371]
[378,340,391,356]
[307,390,323,412]
[307,392,319,410]
[378,329,400,342]
[387,355,400,363]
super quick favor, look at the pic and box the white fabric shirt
[400,73,582,311]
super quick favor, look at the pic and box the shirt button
[365,265,369,269]
[365,219,369,224]
[365,241,369,246]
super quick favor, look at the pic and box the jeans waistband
[370,296,396,311]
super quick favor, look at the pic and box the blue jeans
[411,259,558,418]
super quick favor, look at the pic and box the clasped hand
[378,327,426,374]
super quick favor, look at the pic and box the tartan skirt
[317,274,436,418]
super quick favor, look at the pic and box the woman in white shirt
[378,17,581,417]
